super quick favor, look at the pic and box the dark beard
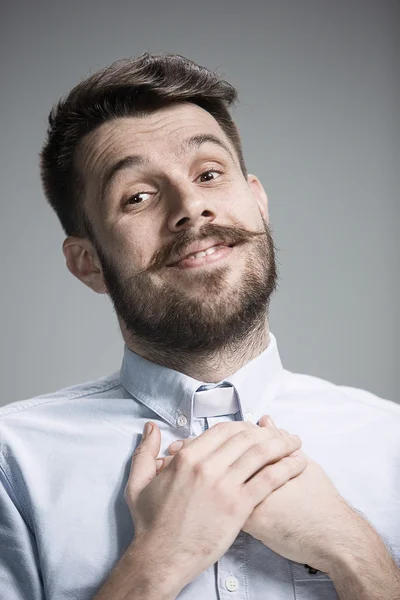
[94,219,279,355]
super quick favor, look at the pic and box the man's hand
[162,415,363,574]
[123,417,306,597]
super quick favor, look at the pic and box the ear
[62,236,108,294]
[247,174,269,223]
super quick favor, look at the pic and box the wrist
[323,520,400,600]
[328,551,400,600]
[127,538,185,600]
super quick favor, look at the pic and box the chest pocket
[290,562,339,600]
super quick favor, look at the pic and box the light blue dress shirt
[0,332,399,599]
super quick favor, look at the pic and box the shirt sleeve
[0,463,45,600]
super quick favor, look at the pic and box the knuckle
[261,457,292,490]
[294,453,308,469]
[282,455,295,470]
[266,436,281,452]
[212,422,229,434]
[236,429,255,444]
[263,469,279,490]
[250,442,266,458]
[286,435,301,451]
[259,425,274,440]
[281,455,301,475]
[174,448,193,469]
[274,431,301,452]
[193,460,213,479]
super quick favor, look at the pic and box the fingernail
[266,416,275,427]
[291,450,300,457]
[144,422,153,438]
[169,440,183,452]
[156,458,163,470]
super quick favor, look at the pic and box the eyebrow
[100,133,236,204]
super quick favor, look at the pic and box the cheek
[106,224,153,270]
[231,196,261,228]
[243,198,266,227]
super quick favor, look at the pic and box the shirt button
[244,412,256,424]
[177,414,187,427]
[225,576,239,591]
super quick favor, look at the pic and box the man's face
[77,102,277,354]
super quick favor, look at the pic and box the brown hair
[39,52,248,241]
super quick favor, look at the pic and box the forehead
[76,102,234,178]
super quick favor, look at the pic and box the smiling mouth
[167,242,235,267]
[167,244,236,270]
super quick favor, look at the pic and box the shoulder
[0,370,123,421]
[281,369,400,417]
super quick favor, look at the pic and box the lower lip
[169,245,234,269]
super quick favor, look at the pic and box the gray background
[0,0,398,407]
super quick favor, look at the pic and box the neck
[121,319,270,383]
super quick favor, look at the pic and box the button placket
[217,532,247,599]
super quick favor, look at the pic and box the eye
[126,192,152,206]
[197,169,223,183]
[124,169,223,207]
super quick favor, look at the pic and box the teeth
[187,245,222,260]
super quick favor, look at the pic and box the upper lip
[166,239,233,266]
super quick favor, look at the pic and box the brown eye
[126,192,152,205]
[198,169,222,182]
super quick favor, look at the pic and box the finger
[278,428,301,447]
[166,423,288,457]
[278,428,303,457]
[245,452,308,505]
[155,454,174,474]
[161,434,303,477]
[225,429,303,486]
[192,422,293,484]
[124,422,161,500]
[168,438,193,455]
[167,420,261,466]
[259,414,285,436]
[259,415,300,447]
[259,414,275,429]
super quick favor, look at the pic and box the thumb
[125,422,161,501]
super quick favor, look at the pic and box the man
[0,53,399,600]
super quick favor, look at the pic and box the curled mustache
[138,222,268,275]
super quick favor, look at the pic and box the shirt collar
[120,331,284,436]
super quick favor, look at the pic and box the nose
[166,183,217,232]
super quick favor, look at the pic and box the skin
[63,101,278,382]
